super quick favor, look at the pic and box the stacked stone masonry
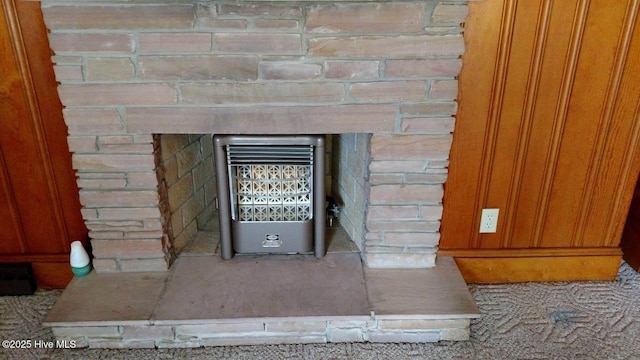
[41,0,470,271]
[51,317,471,349]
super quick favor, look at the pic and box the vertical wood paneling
[441,0,640,257]
[1,0,87,286]
[524,0,586,248]
[469,0,519,249]
[502,0,552,248]
[0,147,26,253]
[598,1,640,246]
[439,0,506,249]
[541,0,629,248]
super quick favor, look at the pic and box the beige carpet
[1,261,639,359]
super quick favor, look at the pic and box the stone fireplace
[43,0,465,271]
[42,0,479,348]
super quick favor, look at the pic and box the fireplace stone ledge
[44,256,479,348]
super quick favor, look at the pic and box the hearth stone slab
[44,254,479,348]
[43,272,167,326]
[366,256,480,318]
[153,252,370,320]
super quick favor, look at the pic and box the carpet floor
[1,262,639,359]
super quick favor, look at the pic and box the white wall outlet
[479,208,499,233]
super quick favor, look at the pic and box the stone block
[197,18,247,30]
[432,4,469,24]
[192,158,214,190]
[58,84,177,106]
[156,339,202,349]
[86,58,135,81]
[119,258,168,272]
[254,19,299,30]
[306,3,424,33]
[325,60,379,79]
[264,320,327,333]
[72,154,155,171]
[400,117,455,134]
[401,102,458,116]
[349,81,427,101]
[91,258,119,273]
[168,173,194,211]
[383,233,441,247]
[385,59,462,78]
[440,327,470,341]
[259,62,323,80]
[367,206,420,220]
[91,240,164,258]
[365,253,436,268]
[42,5,195,30]
[98,207,161,220]
[128,172,159,188]
[138,55,258,81]
[53,65,83,81]
[328,328,366,343]
[88,340,156,349]
[48,33,134,53]
[370,134,453,160]
[181,82,342,104]
[53,326,120,339]
[201,334,326,347]
[160,134,190,158]
[377,319,469,330]
[309,35,464,58]
[214,33,302,54]
[430,80,459,100]
[217,4,302,17]
[369,160,429,174]
[405,173,449,184]
[63,108,124,135]
[366,220,440,232]
[67,136,98,152]
[421,205,444,220]
[139,33,212,53]
[369,184,443,204]
[122,325,174,340]
[49,332,89,348]
[126,105,396,134]
[80,190,159,207]
[172,221,197,252]
[176,143,201,176]
[176,322,264,337]
[181,196,205,228]
[368,330,440,343]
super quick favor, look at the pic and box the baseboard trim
[439,248,622,283]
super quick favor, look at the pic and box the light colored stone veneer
[50,317,471,349]
[40,0,471,271]
[155,134,217,258]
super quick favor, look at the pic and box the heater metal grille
[214,135,325,259]
[226,145,314,222]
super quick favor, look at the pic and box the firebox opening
[154,133,369,261]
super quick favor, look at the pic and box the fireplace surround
[42,0,467,272]
[41,0,480,348]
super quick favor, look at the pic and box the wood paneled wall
[1,0,87,288]
[440,0,640,282]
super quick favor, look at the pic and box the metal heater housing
[213,135,326,259]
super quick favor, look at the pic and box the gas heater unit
[213,135,326,259]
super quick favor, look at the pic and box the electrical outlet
[479,208,499,233]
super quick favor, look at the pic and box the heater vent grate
[214,135,325,258]
[227,145,314,222]
[227,145,314,164]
